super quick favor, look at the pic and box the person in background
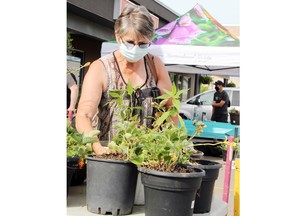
[67,73,79,121]
[75,4,175,156]
[211,80,230,123]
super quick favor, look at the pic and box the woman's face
[116,33,152,62]
[116,31,151,48]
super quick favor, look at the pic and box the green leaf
[162,89,173,97]
[131,156,144,166]
[82,137,97,144]
[134,146,143,155]
[156,94,171,99]
[120,145,128,154]
[175,89,189,98]
[155,111,170,127]
[172,83,177,95]
[109,92,120,98]
[83,62,91,67]
[172,99,180,110]
[169,107,179,116]
[178,115,187,134]
[163,155,171,162]
[86,130,100,138]
[126,80,134,95]
[108,141,117,149]
[131,115,139,121]
[71,133,83,143]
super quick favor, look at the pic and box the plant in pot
[188,134,240,213]
[200,75,213,85]
[229,107,240,125]
[121,84,207,216]
[85,82,207,216]
[66,119,99,194]
[189,144,223,214]
[85,81,145,215]
[218,136,240,161]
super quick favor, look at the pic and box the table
[183,120,240,140]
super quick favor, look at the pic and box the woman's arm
[67,84,78,112]
[76,60,110,155]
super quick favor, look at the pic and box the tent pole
[224,78,228,87]
[187,78,192,98]
[194,74,200,95]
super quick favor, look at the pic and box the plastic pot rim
[138,166,205,178]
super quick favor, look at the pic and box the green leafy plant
[67,61,91,75]
[67,119,100,167]
[104,81,145,160]
[200,76,213,85]
[200,83,209,93]
[229,107,240,114]
[67,32,74,56]
[217,136,240,158]
[105,81,206,172]
[226,82,236,87]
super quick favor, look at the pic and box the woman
[76,5,174,155]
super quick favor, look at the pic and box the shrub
[226,82,236,87]
[200,76,213,85]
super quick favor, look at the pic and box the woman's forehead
[121,32,148,41]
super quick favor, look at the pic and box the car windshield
[198,91,214,105]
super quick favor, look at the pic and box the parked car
[179,87,240,122]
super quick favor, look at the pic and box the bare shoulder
[83,59,108,90]
[86,59,107,79]
[152,55,168,80]
[87,59,105,74]
[152,55,164,66]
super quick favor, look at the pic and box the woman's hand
[92,142,111,156]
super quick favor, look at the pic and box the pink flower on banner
[178,15,193,26]
[152,37,173,45]
[155,20,177,36]
[169,15,203,44]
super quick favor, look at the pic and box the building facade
[67,0,178,85]
[67,0,240,99]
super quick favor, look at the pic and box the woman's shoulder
[99,53,114,63]
[90,53,113,69]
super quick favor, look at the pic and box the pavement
[67,155,236,216]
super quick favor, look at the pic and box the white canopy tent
[101,3,240,89]
[101,43,240,76]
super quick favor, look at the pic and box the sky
[155,0,239,25]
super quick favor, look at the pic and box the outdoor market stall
[184,119,240,140]
[101,3,240,76]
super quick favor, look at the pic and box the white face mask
[119,42,149,62]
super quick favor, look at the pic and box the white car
[179,87,240,122]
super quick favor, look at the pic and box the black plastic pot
[86,155,138,215]
[190,150,204,160]
[222,149,237,161]
[194,145,210,156]
[70,165,86,186]
[67,167,76,195]
[139,166,205,216]
[67,156,79,195]
[208,145,222,157]
[230,113,240,125]
[67,156,87,186]
[189,160,222,213]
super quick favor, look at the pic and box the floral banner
[152,4,239,47]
